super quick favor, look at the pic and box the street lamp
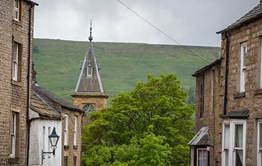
[42,127,60,164]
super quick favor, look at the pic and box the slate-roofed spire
[75,22,104,95]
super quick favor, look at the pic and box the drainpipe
[26,4,33,166]
[223,32,230,115]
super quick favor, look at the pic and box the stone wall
[61,108,83,166]
[0,0,34,165]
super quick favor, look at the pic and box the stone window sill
[234,92,245,99]
[8,157,19,164]
[73,145,78,150]
[12,19,22,27]
[11,80,22,87]
[255,89,262,96]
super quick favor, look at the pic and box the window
[257,121,262,165]
[64,115,68,146]
[222,120,246,166]
[197,149,208,166]
[12,42,21,81]
[48,127,51,158]
[87,64,93,77]
[73,156,77,166]
[10,112,18,158]
[199,75,205,118]
[14,0,20,21]
[240,42,247,93]
[64,156,68,166]
[43,126,46,151]
[73,116,77,146]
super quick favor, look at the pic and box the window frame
[87,64,93,77]
[196,148,208,166]
[222,120,246,166]
[257,121,262,165]
[10,112,18,158]
[12,41,22,82]
[64,115,68,146]
[14,0,21,21]
[73,116,77,146]
[199,74,205,118]
[239,42,247,93]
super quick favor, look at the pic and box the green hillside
[33,38,219,101]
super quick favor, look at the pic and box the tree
[82,74,194,166]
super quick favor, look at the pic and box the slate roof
[75,45,104,95]
[24,0,39,6]
[188,127,212,146]
[192,58,221,77]
[32,84,83,113]
[31,91,61,120]
[218,3,262,33]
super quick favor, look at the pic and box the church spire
[88,21,93,42]
[74,21,105,95]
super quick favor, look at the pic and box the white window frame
[222,120,246,166]
[87,64,93,77]
[12,42,20,81]
[197,148,208,166]
[64,115,68,146]
[73,116,77,146]
[10,113,17,158]
[14,0,20,21]
[240,42,247,93]
[257,121,262,165]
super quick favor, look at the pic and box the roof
[32,84,83,113]
[30,91,61,120]
[188,127,212,146]
[192,58,221,77]
[24,0,39,6]
[74,43,106,96]
[218,3,262,34]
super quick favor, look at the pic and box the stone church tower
[72,23,108,124]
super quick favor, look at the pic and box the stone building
[72,24,108,126]
[189,0,262,165]
[28,86,62,166]
[32,84,84,166]
[0,0,37,165]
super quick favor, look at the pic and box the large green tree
[82,75,194,166]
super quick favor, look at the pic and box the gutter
[223,32,230,115]
[26,4,33,166]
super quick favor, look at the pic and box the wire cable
[115,0,211,63]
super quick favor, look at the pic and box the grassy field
[33,38,219,102]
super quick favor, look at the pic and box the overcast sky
[33,0,259,46]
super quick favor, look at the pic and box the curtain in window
[235,124,243,166]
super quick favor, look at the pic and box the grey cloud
[34,0,258,46]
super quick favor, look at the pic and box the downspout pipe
[26,4,33,166]
[223,32,230,115]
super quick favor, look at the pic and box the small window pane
[197,149,208,166]
[235,150,243,166]
[224,124,230,149]
[235,124,243,148]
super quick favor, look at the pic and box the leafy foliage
[82,75,194,166]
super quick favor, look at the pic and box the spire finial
[89,20,93,42]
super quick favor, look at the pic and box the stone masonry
[0,0,36,165]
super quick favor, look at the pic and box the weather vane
[89,20,93,42]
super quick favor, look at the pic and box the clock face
[83,104,95,115]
